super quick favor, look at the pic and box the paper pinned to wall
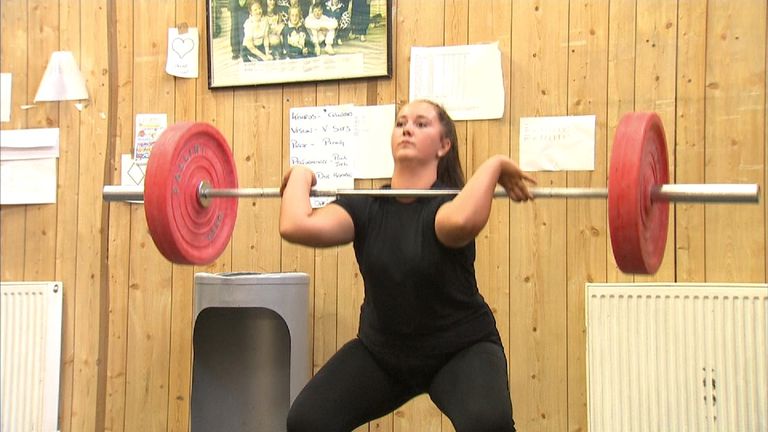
[409,42,505,121]
[0,159,57,205]
[289,105,356,208]
[352,104,395,179]
[0,127,60,205]
[0,128,60,160]
[121,154,146,186]
[1,73,11,122]
[134,113,168,161]
[166,26,199,78]
[519,115,596,171]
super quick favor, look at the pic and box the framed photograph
[206,0,392,88]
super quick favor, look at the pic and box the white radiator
[587,283,768,432]
[0,282,62,432]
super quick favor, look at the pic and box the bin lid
[194,272,310,285]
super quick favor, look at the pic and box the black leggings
[287,338,515,432]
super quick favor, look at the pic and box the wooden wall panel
[704,0,766,282]
[104,0,132,429]
[55,2,82,430]
[0,0,28,282]
[675,0,708,281]
[123,1,175,430]
[606,0,637,285]
[70,2,111,431]
[24,0,58,281]
[565,1,609,430]
[0,1,766,431]
[509,1,570,430]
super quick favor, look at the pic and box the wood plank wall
[1,0,766,431]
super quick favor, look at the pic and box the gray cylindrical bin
[191,272,310,432]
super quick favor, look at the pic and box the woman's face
[391,101,450,164]
[289,7,301,24]
[250,3,263,17]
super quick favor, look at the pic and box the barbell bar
[102,183,759,203]
[101,113,761,273]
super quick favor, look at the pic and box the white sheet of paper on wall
[289,105,356,208]
[519,115,596,171]
[166,27,199,78]
[121,154,146,186]
[0,128,60,161]
[352,104,395,179]
[0,158,57,205]
[409,42,505,121]
[0,127,60,205]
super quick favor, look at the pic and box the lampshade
[34,51,89,102]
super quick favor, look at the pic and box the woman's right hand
[280,165,317,196]
[279,165,354,247]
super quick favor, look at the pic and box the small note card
[166,26,199,78]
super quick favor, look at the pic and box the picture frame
[206,0,392,88]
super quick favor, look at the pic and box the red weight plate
[608,112,669,274]
[144,122,238,265]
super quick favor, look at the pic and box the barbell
[102,112,760,274]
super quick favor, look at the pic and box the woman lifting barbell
[280,99,535,432]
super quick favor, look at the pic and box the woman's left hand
[495,156,536,202]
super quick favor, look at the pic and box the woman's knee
[286,395,353,432]
[286,402,337,432]
[451,406,515,432]
[285,404,311,432]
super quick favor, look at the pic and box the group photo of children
[208,0,389,87]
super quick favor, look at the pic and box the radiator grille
[586,283,768,432]
[1,282,62,432]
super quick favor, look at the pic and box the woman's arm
[435,155,535,248]
[279,166,355,247]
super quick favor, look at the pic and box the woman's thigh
[428,342,515,432]
[287,338,416,432]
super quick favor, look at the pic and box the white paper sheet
[0,128,60,161]
[289,105,356,207]
[0,127,60,204]
[1,73,11,122]
[121,154,146,186]
[352,104,395,179]
[409,42,505,121]
[519,115,596,171]
[0,158,57,204]
[166,27,199,78]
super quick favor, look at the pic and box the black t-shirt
[333,184,501,356]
